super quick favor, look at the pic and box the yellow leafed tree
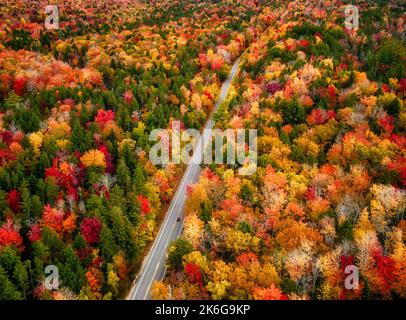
[80,149,106,168]
[151,281,170,300]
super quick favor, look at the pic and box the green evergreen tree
[70,113,88,153]
[133,164,146,194]
[0,168,11,190]
[0,247,29,299]
[20,182,32,220]
[126,193,140,227]
[59,246,86,293]
[121,143,137,171]
[0,189,9,220]
[41,227,64,259]
[99,224,118,263]
[109,185,126,210]
[281,98,306,125]
[0,266,22,300]
[111,207,138,260]
[30,195,43,218]
[166,239,193,271]
[116,159,131,192]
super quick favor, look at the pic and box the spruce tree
[20,182,32,220]
[70,113,88,153]
[59,246,86,293]
[116,159,131,192]
[0,247,29,299]
[99,224,118,263]
[0,266,22,300]
[111,207,138,260]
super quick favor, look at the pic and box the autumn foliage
[0,0,405,301]
[155,0,406,301]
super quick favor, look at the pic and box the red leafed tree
[0,130,13,145]
[45,158,76,189]
[86,267,102,295]
[154,173,170,202]
[42,205,64,233]
[399,78,406,93]
[211,55,225,71]
[252,284,288,300]
[307,109,336,125]
[0,219,23,251]
[390,134,406,149]
[371,250,396,294]
[327,84,336,100]
[236,252,259,267]
[266,81,283,94]
[13,75,27,96]
[184,262,203,286]
[198,53,209,67]
[7,189,21,213]
[123,90,133,104]
[378,115,394,134]
[28,224,42,242]
[32,284,46,299]
[80,217,102,244]
[340,255,355,271]
[0,149,15,165]
[137,195,151,215]
[201,168,219,182]
[386,156,406,187]
[186,185,194,195]
[304,185,317,201]
[339,255,363,300]
[95,109,115,129]
[99,144,114,173]
[298,39,310,47]
[220,198,243,221]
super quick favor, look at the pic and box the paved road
[127,58,241,300]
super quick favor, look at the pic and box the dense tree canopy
[153,0,406,300]
[0,0,274,299]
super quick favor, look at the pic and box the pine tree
[11,162,25,189]
[166,239,193,271]
[0,266,22,300]
[70,113,88,153]
[109,185,126,210]
[2,91,22,112]
[14,105,41,133]
[126,193,140,227]
[111,207,138,260]
[44,177,59,206]
[116,159,131,192]
[20,182,32,220]
[41,227,64,259]
[13,259,29,299]
[59,245,86,293]
[30,195,43,218]
[0,189,9,220]
[116,104,132,131]
[281,98,306,125]
[99,223,118,263]
[121,144,137,171]
[133,164,146,194]
[0,168,11,190]
[0,247,29,299]
[30,241,49,284]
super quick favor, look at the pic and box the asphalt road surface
[127,58,241,300]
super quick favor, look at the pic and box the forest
[152,0,406,300]
[0,0,405,300]
[0,0,276,299]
